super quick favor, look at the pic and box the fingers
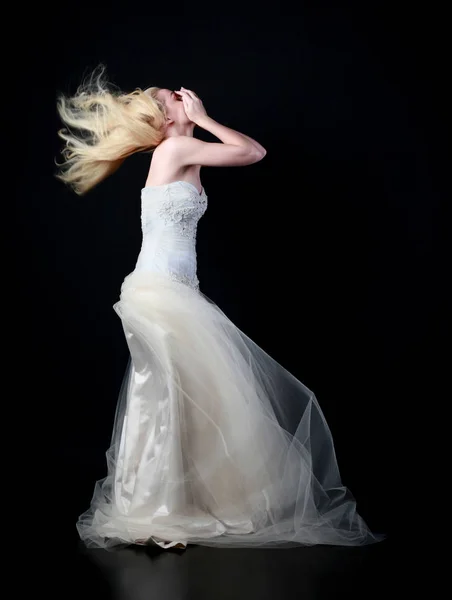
[179,87,197,99]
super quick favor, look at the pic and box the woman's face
[153,88,187,125]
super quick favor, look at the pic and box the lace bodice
[134,180,208,290]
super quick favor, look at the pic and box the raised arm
[168,87,266,167]
[194,114,266,157]
[163,135,265,168]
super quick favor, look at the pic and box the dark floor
[33,457,388,599]
[63,532,391,600]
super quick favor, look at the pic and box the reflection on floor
[68,533,391,600]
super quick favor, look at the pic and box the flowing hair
[56,66,167,195]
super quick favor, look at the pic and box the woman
[57,67,381,550]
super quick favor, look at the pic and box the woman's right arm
[195,115,266,156]
[162,116,267,168]
[164,88,266,167]
[164,134,265,168]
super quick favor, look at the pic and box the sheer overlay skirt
[77,270,381,549]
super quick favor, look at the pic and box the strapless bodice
[134,180,208,290]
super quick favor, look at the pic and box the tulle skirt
[77,270,381,549]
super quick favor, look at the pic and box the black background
[12,2,446,560]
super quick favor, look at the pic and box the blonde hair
[56,66,167,195]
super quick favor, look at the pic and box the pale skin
[143,87,266,193]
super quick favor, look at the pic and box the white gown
[77,180,381,550]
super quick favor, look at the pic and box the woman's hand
[176,87,208,124]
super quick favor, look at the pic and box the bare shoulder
[152,137,181,157]
[157,136,264,168]
[151,137,190,169]
[150,138,183,171]
[155,136,196,156]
